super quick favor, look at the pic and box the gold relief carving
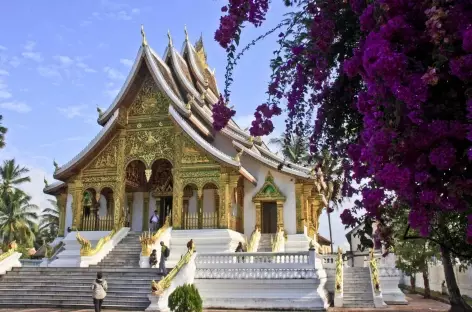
[130,120,171,129]
[295,182,304,234]
[128,75,169,116]
[145,169,152,182]
[181,136,211,164]
[125,128,174,167]
[88,136,119,169]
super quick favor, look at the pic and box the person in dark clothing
[159,241,169,275]
[235,242,244,263]
[149,249,158,268]
[91,272,108,312]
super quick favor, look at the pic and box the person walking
[149,249,158,268]
[91,272,108,312]
[159,241,170,275]
[149,210,159,231]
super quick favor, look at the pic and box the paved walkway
[0,294,451,312]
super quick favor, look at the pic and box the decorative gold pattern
[252,172,286,231]
[0,241,17,262]
[139,231,155,256]
[128,75,169,117]
[125,128,174,167]
[89,136,119,169]
[76,230,116,257]
[335,247,343,293]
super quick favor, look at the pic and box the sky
[0,0,352,250]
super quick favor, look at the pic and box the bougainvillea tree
[212,0,472,310]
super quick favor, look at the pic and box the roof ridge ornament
[44,177,49,188]
[53,160,59,172]
[96,106,103,117]
[141,25,148,47]
[184,25,189,41]
[167,30,173,47]
[233,149,244,162]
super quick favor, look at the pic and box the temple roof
[46,27,314,192]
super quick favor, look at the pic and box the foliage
[168,284,203,312]
[0,189,39,245]
[268,133,309,163]
[0,115,6,149]
[0,159,31,195]
[39,199,59,242]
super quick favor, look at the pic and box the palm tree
[0,189,39,246]
[0,159,31,194]
[39,199,60,242]
[313,149,344,253]
[268,133,309,164]
[0,115,6,149]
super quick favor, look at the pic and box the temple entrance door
[262,202,277,234]
[158,196,173,228]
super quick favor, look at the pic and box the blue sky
[0,0,350,249]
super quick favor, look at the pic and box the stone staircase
[0,231,161,310]
[343,267,375,308]
[258,234,273,252]
[91,231,142,268]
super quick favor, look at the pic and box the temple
[43,27,328,249]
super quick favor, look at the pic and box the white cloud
[103,66,125,80]
[56,104,87,119]
[80,20,93,27]
[0,45,7,51]
[0,90,12,99]
[0,69,9,76]
[37,66,62,79]
[76,62,96,73]
[0,101,32,113]
[23,40,36,51]
[54,55,74,66]
[22,51,43,62]
[131,8,140,14]
[120,58,133,67]
[9,56,21,67]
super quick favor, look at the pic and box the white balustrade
[319,254,336,269]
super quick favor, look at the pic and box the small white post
[309,245,316,267]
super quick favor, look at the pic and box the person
[149,249,158,268]
[150,210,159,231]
[187,239,194,252]
[91,272,108,312]
[159,241,170,275]
[235,242,244,263]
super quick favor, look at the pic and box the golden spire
[184,25,189,41]
[141,25,148,46]
[167,30,173,47]
[43,177,48,187]
[96,106,103,117]
[53,160,59,171]
[233,150,244,162]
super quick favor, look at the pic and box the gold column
[56,193,67,236]
[197,189,203,229]
[295,182,304,234]
[214,189,220,229]
[143,192,150,231]
[228,174,239,231]
[276,200,284,229]
[126,193,134,227]
[219,171,230,229]
[114,130,127,229]
[70,179,83,230]
[314,194,324,234]
[255,202,262,230]
[171,131,183,230]
[303,184,312,228]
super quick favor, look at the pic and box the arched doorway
[151,159,173,228]
[125,160,147,231]
[182,184,198,229]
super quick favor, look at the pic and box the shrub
[168,283,203,312]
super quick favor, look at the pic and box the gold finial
[233,150,244,162]
[167,30,173,47]
[249,136,254,143]
[184,25,189,41]
[53,160,59,171]
[141,25,148,46]
[96,106,103,117]
[43,177,48,187]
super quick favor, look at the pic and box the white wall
[65,193,73,232]
[188,191,197,214]
[131,192,144,232]
[241,155,297,236]
[213,132,238,158]
[400,263,472,298]
[203,188,216,213]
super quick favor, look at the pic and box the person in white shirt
[149,210,159,231]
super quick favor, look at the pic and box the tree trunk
[422,269,431,299]
[441,246,472,312]
[327,207,334,253]
[410,275,416,293]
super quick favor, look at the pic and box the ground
[0,294,451,312]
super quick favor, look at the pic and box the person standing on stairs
[159,241,170,275]
[150,210,159,231]
[149,249,158,268]
[92,272,108,312]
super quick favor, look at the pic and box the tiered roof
[44,27,314,195]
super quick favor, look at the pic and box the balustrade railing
[196,251,314,269]
[183,212,217,229]
[80,214,114,231]
[19,259,43,267]
[320,254,336,268]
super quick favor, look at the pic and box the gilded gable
[128,74,170,117]
[125,128,175,167]
[86,135,119,169]
[181,135,213,165]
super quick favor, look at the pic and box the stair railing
[0,241,17,262]
[369,248,381,293]
[246,226,261,252]
[271,226,285,252]
[151,241,196,295]
[140,216,171,257]
[76,229,116,257]
[334,247,344,307]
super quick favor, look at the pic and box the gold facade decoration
[252,171,286,230]
[128,75,169,117]
[145,169,152,182]
[181,135,211,164]
[86,135,119,169]
[126,128,174,167]
[139,231,155,256]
